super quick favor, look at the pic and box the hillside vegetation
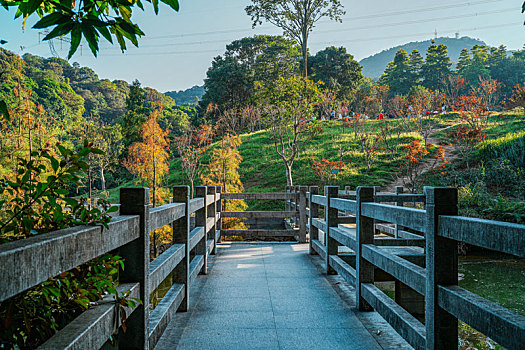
[360,36,485,78]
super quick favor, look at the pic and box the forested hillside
[0,48,195,191]
[164,85,205,105]
[360,36,486,78]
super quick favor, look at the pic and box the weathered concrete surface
[154,243,386,350]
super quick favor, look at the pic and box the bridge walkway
[154,243,383,350]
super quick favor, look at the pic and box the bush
[476,131,525,168]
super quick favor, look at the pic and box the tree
[308,46,363,99]
[408,50,424,85]
[124,110,169,207]
[311,158,345,185]
[442,75,466,108]
[201,134,247,229]
[199,35,300,113]
[120,80,148,148]
[246,0,345,77]
[399,140,446,193]
[254,75,323,186]
[2,0,180,58]
[175,126,211,196]
[508,84,525,112]
[421,41,452,90]
[456,48,471,74]
[380,49,412,95]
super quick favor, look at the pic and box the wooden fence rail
[0,185,222,350]
[306,185,525,350]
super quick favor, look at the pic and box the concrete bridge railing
[306,185,525,350]
[0,185,222,350]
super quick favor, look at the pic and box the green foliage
[0,143,116,242]
[199,35,300,115]
[420,41,451,90]
[245,0,345,77]
[476,131,525,168]
[308,46,363,99]
[0,143,139,349]
[165,85,205,106]
[2,0,179,58]
[379,49,413,96]
[458,183,525,224]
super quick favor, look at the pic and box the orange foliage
[400,140,447,193]
[311,158,345,185]
[125,110,169,206]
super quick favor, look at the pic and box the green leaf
[152,0,159,15]
[160,0,179,11]
[43,22,74,40]
[81,24,99,56]
[96,25,113,44]
[0,39,7,45]
[0,100,9,121]
[33,12,68,29]
[66,25,81,59]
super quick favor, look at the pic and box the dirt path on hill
[385,126,459,192]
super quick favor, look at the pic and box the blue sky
[1,0,524,92]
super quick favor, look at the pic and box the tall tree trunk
[302,29,308,77]
[100,167,106,191]
[285,162,293,186]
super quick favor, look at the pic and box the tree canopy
[308,46,363,99]
[1,0,180,58]
[246,0,344,77]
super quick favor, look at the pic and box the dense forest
[360,36,486,78]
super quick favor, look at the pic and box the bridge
[1,185,524,349]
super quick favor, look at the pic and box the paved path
[155,243,382,350]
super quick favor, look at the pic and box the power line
[315,8,516,35]
[135,0,508,41]
[99,6,516,51]
[98,22,522,57]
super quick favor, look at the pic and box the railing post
[308,186,319,255]
[207,186,217,255]
[292,186,299,227]
[395,186,404,238]
[285,186,291,213]
[195,186,208,275]
[424,187,458,349]
[298,186,307,243]
[216,186,222,243]
[172,186,190,312]
[118,187,150,349]
[325,186,339,275]
[356,186,374,311]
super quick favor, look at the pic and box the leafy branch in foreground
[1,0,180,58]
[0,142,138,349]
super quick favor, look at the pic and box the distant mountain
[165,85,205,106]
[359,36,486,79]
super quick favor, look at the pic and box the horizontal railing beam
[149,203,185,232]
[330,198,357,213]
[438,285,525,349]
[362,203,426,232]
[189,198,204,214]
[221,229,297,238]
[0,215,139,302]
[439,216,525,258]
[189,227,205,251]
[221,192,295,200]
[39,283,140,349]
[361,283,426,350]
[148,283,185,349]
[221,211,298,218]
[362,244,426,295]
[311,195,327,206]
[149,243,185,292]
[329,255,356,286]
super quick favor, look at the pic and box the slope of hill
[360,36,486,79]
[165,85,205,105]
